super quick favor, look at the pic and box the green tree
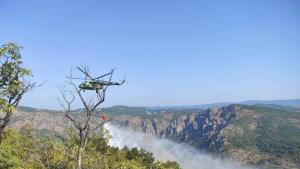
[153,160,181,169]
[0,126,182,169]
[123,147,154,168]
[0,129,23,169]
[0,43,35,143]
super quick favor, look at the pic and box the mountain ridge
[147,98,300,110]
[18,98,300,113]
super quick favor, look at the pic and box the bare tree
[58,66,124,169]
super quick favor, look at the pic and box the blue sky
[0,0,299,109]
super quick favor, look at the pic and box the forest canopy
[0,125,180,169]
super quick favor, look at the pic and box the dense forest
[0,126,180,169]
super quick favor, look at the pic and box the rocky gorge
[111,105,237,151]
[7,104,300,168]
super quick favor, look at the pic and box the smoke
[105,124,254,169]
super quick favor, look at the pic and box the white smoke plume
[105,124,255,169]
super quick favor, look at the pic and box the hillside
[147,98,300,110]
[9,104,300,169]
[222,105,300,168]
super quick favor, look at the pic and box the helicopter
[68,67,125,93]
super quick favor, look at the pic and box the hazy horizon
[18,98,300,110]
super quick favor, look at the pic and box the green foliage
[123,147,154,168]
[0,129,23,168]
[0,99,16,114]
[228,117,256,149]
[0,126,181,169]
[228,129,256,149]
[227,105,300,162]
[153,161,181,169]
[256,116,300,155]
[0,42,32,115]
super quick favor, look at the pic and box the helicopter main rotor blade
[77,66,94,80]
[94,72,113,80]
[66,77,85,80]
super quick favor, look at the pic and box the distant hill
[241,99,300,107]
[18,106,61,114]
[147,98,300,110]
[18,98,300,114]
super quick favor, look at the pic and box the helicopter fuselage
[79,81,105,90]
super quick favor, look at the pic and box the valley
[8,102,300,169]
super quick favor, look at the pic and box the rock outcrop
[111,105,237,151]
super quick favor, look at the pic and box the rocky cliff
[111,105,237,151]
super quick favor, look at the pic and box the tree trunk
[76,147,83,169]
[0,112,12,144]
